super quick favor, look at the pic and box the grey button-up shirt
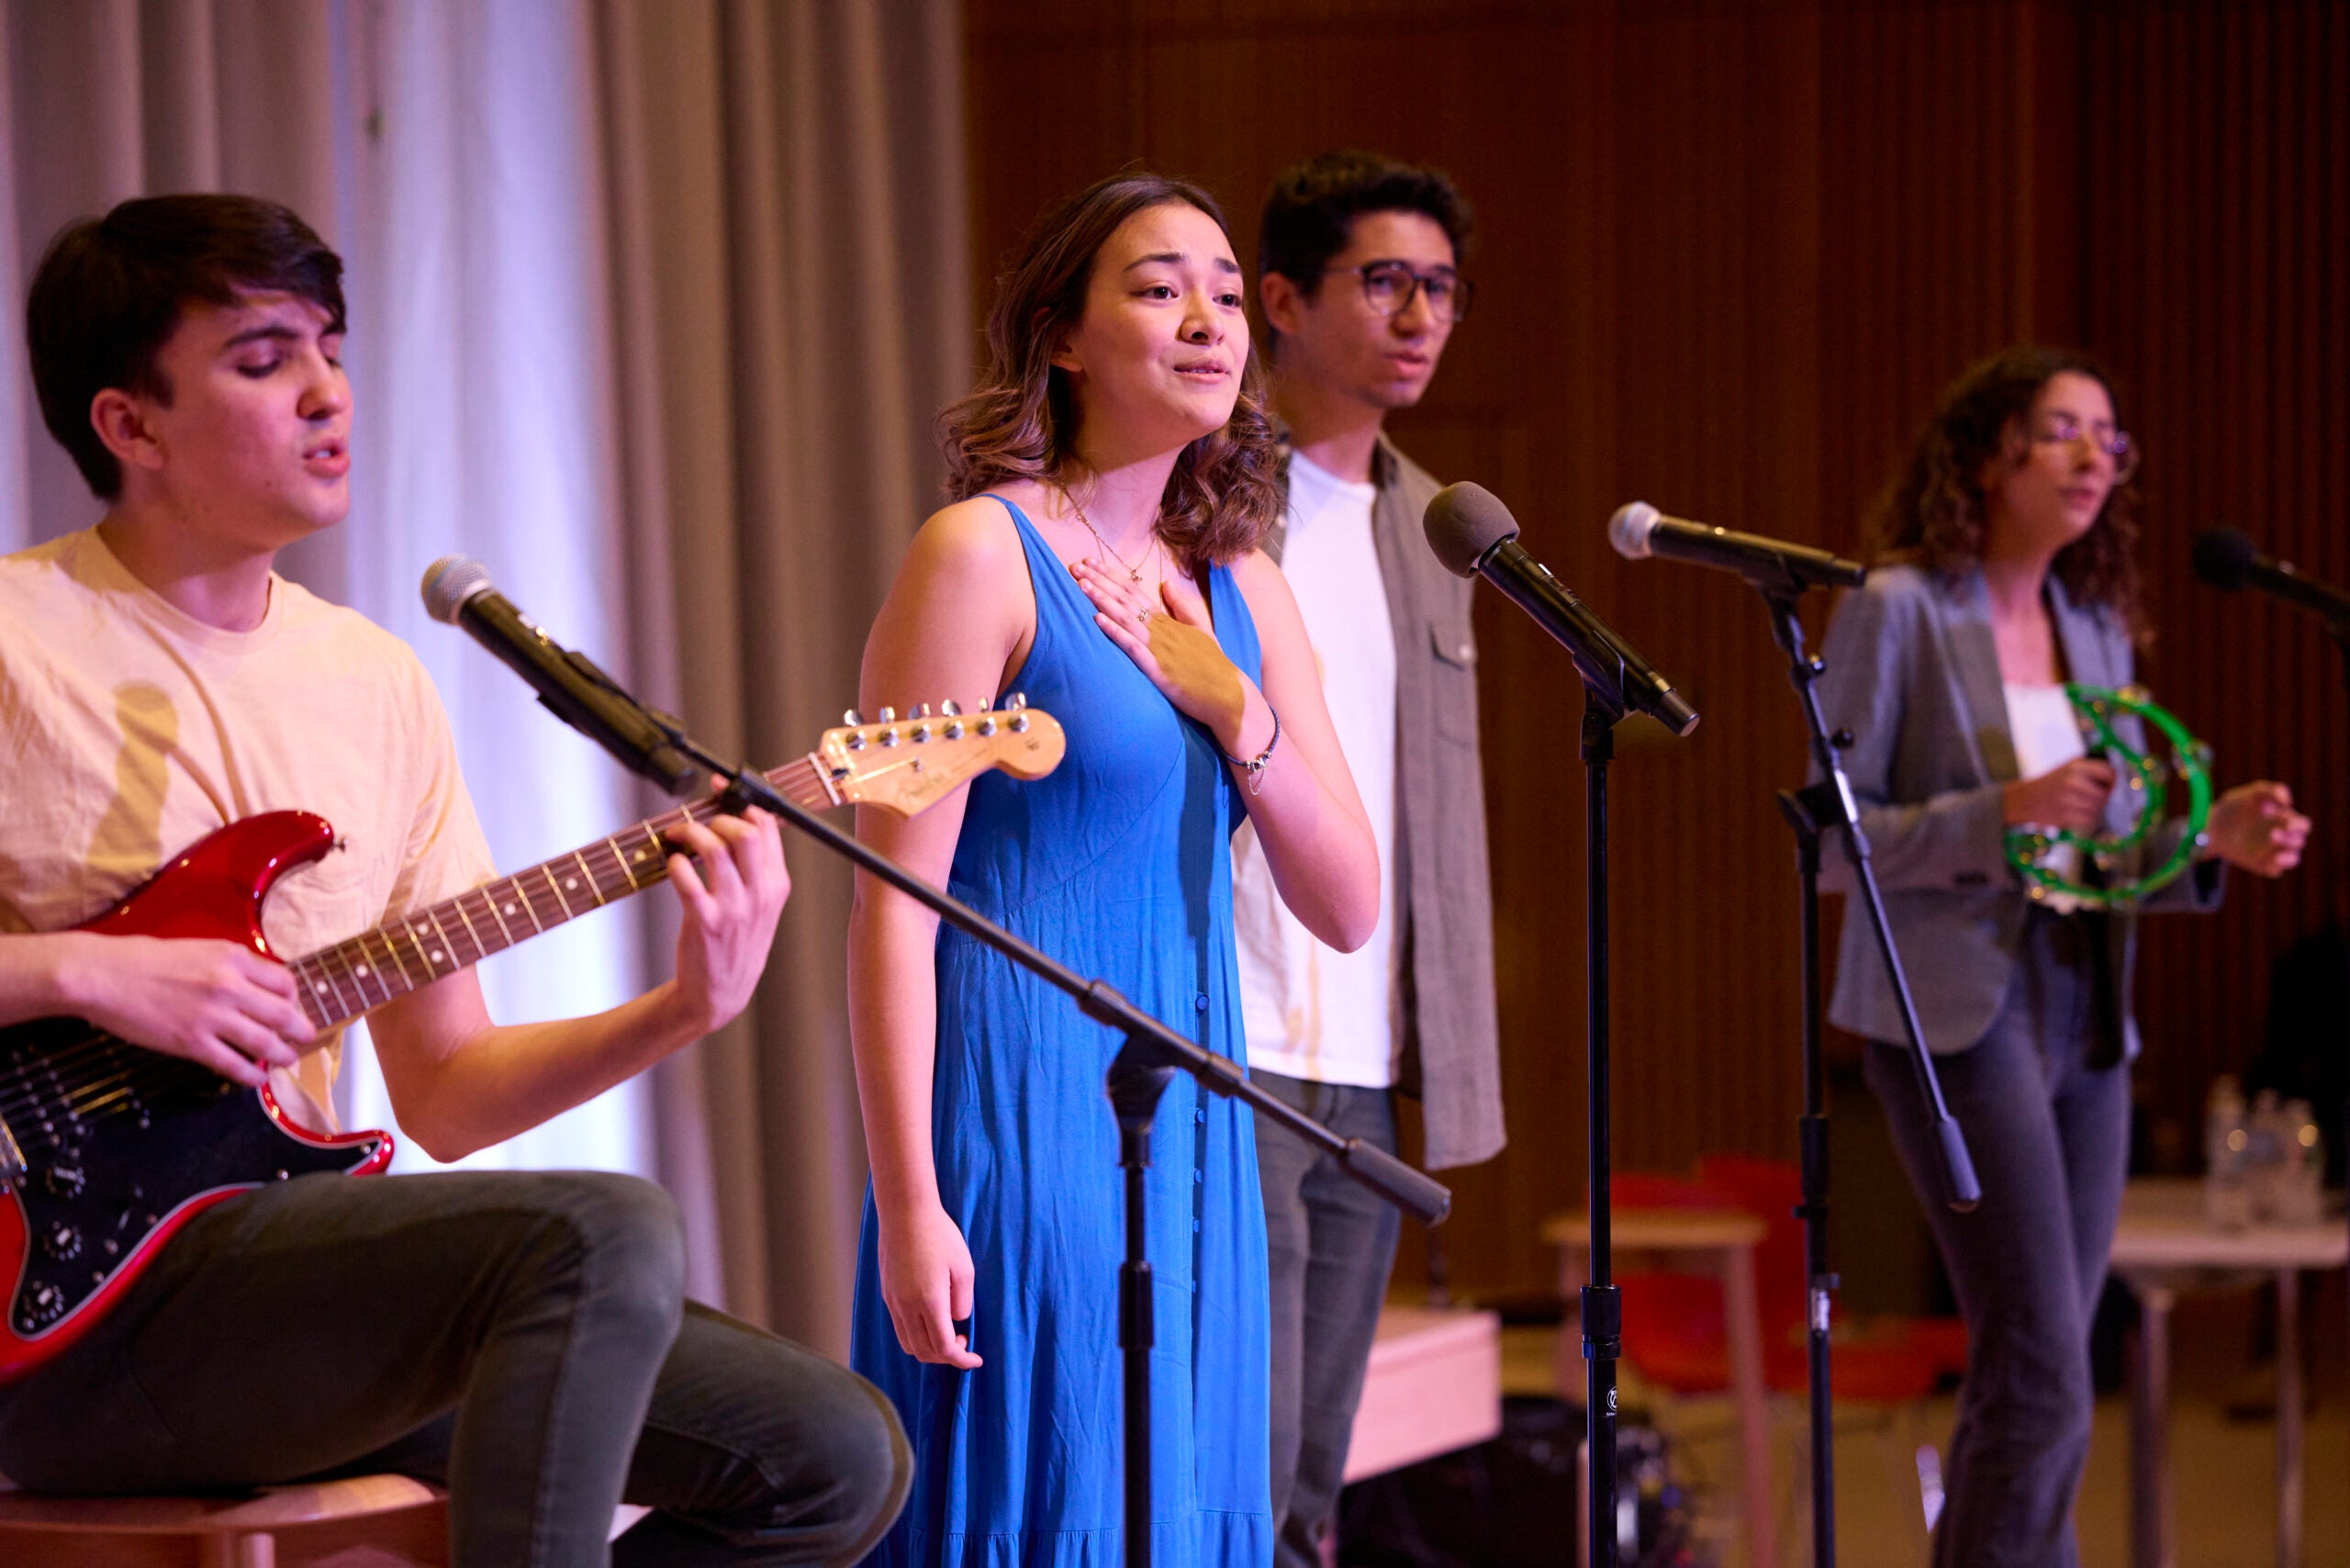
[1264,436,1505,1170]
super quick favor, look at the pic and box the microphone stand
[1757,584,1982,1568]
[503,660,1451,1568]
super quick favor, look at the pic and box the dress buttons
[1194,1108,1207,1125]
[1193,991,1209,1013]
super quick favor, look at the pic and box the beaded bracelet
[1224,706,1281,797]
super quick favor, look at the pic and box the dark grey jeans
[1865,908,2128,1568]
[0,1170,908,1567]
[1253,1070,1401,1568]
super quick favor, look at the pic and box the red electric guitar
[0,701,1063,1383]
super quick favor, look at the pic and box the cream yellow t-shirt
[0,528,496,1126]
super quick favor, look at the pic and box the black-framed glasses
[1327,261,1472,324]
[2027,414,2139,482]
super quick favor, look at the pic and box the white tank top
[2004,681,2091,912]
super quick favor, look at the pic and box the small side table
[1545,1205,1777,1568]
[2107,1176,2348,1568]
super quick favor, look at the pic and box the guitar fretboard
[289,756,831,1029]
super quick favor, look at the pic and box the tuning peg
[945,719,965,739]
[940,699,961,716]
[877,706,896,724]
[912,703,932,720]
[978,716,998,735]
[1005,692,1026,711]
[842,709,863,727]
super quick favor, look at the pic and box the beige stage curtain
[591,0,970,1353]
[0,0,970,1355]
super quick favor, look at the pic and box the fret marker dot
[314,981,330,994]
[430,951,445,965]
[564,877,578,891]
[505,903,518,915]
[356,963,371,976]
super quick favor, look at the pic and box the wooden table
[1546,1204,1776,1568]
[2107,1177,2348,1568]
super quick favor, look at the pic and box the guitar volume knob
[44,1165,85,1200]
[41,1223,81,1261]
[21,1281,63,1327]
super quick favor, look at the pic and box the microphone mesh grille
[1607,502,1660,560]
[421,555,493,624]
[2189,528,2255,590]
[1422,482,1519,577]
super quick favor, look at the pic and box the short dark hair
[26,194,346,498]
[1257,150,1474,297]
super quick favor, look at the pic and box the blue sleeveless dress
[852,496,1272,1568]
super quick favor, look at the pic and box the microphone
[2192,528,2350,626]
[421,556,700,794]
[1608,501,1865,591]
[1425,482,1699,736]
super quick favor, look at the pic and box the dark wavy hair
[27,194,345,499]
[1863,344,2145,638]
[941,172,1283,569]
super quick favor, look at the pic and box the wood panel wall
[965,0,2349,1302]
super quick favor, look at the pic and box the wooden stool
[1546,1204,1776,1568]
[0,1473,448,1567]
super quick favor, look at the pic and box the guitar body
[0,812,393,1383]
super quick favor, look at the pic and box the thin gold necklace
[1060,481,1146,584]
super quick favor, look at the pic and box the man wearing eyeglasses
[1243,150,1502,1568]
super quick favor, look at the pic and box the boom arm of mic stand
[1768,593,1981,1212]
[691,735,1451,1225]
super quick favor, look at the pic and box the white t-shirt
[2004,681,2090,911]
[1233,451,1400,1087]
[0,528,497,1126]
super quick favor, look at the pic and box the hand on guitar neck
[633,790,789,1041]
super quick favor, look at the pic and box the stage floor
[1492,1318,2350,1567]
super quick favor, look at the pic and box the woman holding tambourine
[1814,345,2310,1567]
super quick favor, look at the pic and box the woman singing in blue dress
[846,174,1380,1568]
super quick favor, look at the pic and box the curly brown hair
[941,172,1283,570]
[1863,344,2146,639]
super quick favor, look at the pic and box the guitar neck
[290,756,832,1029]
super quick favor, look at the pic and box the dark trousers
[0,1170,909,1567]
[1253,1070,1401,1568]
[1865,910,2129,1568]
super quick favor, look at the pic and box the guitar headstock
[817,697,1066,816]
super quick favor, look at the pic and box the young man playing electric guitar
[0,195,908,1566]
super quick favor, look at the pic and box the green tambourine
[2002,683,2213,909]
